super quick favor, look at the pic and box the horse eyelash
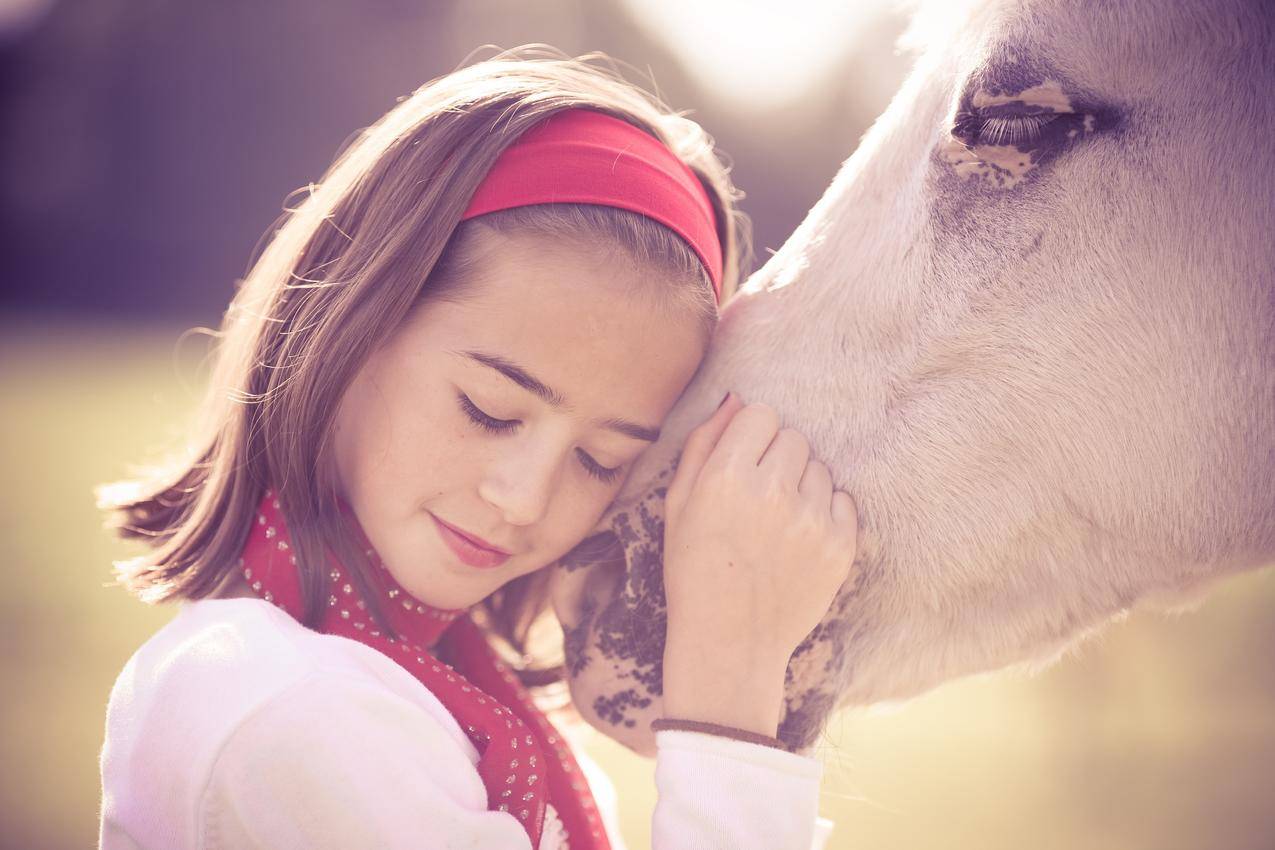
[455,392,623,484]
[975,113,1058,146]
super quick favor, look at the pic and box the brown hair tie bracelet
[649,717,791,753]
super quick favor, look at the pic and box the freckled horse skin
[550,0,1275,758]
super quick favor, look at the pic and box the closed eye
[457,391,517,433]
[456,392,624,484]
[965,112,1059,146]
[949,78,1117,156]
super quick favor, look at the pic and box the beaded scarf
[237,489,611,848]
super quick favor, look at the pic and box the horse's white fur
[561,0,1275,754]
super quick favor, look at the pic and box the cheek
[394,395,483,491]
[535,481,616,560]
[332,379,382,499]
[336,375,468,500]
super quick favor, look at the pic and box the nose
[478,441,565,527]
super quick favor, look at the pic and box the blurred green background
[3,1,1274,848]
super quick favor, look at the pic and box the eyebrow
[455,349,663,443]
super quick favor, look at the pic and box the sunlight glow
[616,0,897,108]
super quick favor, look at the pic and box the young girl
[97,49,856,850]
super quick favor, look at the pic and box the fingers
[709,402,780,468]
[797,458,833,505]
[667,392,747,509]
[758,428,811,492]
[801,464,857,545]
[831,490,859,552]
[671,396,859,559]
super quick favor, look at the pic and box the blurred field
[3,314,1273,850]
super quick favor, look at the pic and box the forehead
[440,227,689,348]
[406,228,706,413]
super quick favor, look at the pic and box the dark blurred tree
[0,0,905,321]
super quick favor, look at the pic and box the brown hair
[96,47,749,713]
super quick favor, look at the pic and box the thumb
[666,392,745,512]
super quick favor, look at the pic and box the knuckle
[797,497,825,526]
[743,402,779,428]
[686,421,713,442]
[804,459,830,481]
[761,468,791,498]
[699,455,736,489]
[777,427,808,450]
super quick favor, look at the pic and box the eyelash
[456,392,624,484]
[953,110,1061,146]
[974,113,1058,145]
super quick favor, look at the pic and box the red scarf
[238,489,611,849]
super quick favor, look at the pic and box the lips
[429,513,511,569]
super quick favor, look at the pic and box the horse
[549,0,1275,758]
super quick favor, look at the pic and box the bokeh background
[2,1,1273,848]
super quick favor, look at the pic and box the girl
[97,49,856,850]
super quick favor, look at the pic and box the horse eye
[971,113,1059,146]
[951,103,1112,155]
[953,109,1064,147]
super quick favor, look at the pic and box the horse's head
[552,0,1275,757]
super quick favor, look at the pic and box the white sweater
[98,598,836,849]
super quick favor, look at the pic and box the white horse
[551,0,1275,758]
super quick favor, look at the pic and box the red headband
[460,109,724,301]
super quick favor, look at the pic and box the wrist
[661,642,790,739]
[649,716,790,752]
[663,633,792,685]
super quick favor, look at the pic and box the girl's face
[331,226,707,610]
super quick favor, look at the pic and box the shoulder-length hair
[97,47,748,704]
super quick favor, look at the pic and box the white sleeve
[197,673,836,850]
[652,729,837,850]
[196,673,534,849]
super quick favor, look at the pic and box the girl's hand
[662,393,859,672]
